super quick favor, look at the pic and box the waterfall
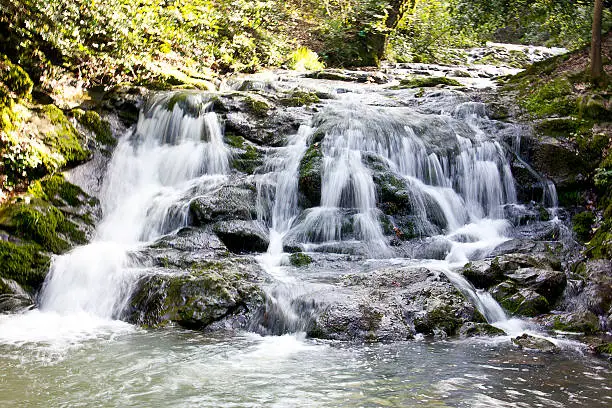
[0,92,230,341]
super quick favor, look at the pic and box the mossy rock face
[413,305,463,336]
[73,109,116,148]
[41,105,90,165]
[578,94,611,120]
[298,144,323,208]
[289,252,312,267]
[0,55,33,100]
[28,174,87,207]
[459,322,506,338]
[573,211,595,242]
[232,144,263,174]
[245,96,272,117]
[518,77,577,117]
[551,311,600,334]
[500,289,549,317]
[395,76,462,89]
[127,261,265,329]
[462,259,505,289]
[278,91,320,107]
[587,226,612,259]
[0,241,50,292]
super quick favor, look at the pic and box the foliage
[288,47,325,71]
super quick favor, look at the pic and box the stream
[1,49,611,407]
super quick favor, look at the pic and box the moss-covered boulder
[127,260,265,329]
[298,144,323,208]
[0,241,50,293]
[459,322,505,338]
[189,184,257,225]
[289,252,312,267]
[73,109,116,148]
[41,105,90,165]
[395,76,462,89]
[500,288,550,317]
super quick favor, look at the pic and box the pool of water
[1,326,610,407]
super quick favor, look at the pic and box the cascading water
[0,92,230,342]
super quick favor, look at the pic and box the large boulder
[189,183,257,225]
[213,220,269,253]
[126,258,266,330]
[308,266,483,341]
[512,334,559,352]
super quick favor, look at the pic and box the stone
[512,334,559,352]
[459,322,506,338]
[189,184,257,225]
[213,220,269,253]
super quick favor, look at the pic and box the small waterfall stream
[0,93,231,342]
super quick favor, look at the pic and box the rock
[298,144,323,208]
[307,266,481,341]
[189,184,257,225]
[541,311,601,334]
[0,277,34,312]
[500,288,550,317]
[213,220,269,253]
[289,252,312,267]
[462,259,505,288]
[506,268,566,303]
[459,322,506,338]
[512,334,559,352]
[126,259,265,330]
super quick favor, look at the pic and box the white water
[0,92,230,345]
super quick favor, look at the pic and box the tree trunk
[590,0,603,83]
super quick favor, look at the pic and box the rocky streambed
[1,44,611,407]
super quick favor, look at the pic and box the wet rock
[213,220,269,253]
[540,311,601,334]
[126,259,265,330]
[518,134,589,190]
[0,277,34,312]
[459,322,505,338]
[189,184,257,225]
[500,288,550,317]
[512,334,559,352]
[506,268,566,302]
[308,266,480,341]
[462,259,505,288]
[298,144,323,208]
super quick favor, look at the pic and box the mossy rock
[395,76,462,89]
[459,322,506,337]
[41,105,90,164]
[519,77,577,117]
[578,94,611,120]
[595,343,612,355]
[587,226,612,259]
[500,289,549,317]
[278,91,320,107]
[573,211,595,242]
[28,174,87,207]
[245,96,271,117]
[298,144,323,208]
[73,109,116,147]
[552,311,600,334]
[232,144,263,174]
[414,305,463,336]
[0,55,33,100]
[0,241,50,292]
[289,252,312,267]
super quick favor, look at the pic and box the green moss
[41,105,89,164]
[573,211,595,242]
[298,143,323,207]
[245,96,271,116]
[519,77,576,117]
[232,144,263,174]
[289,252,312,267]
[394,76,462,89]
[500,291,549,317]
[225,133,246,148]
[0,55,33,100]
[551,312,600,334]
[74,109,116,147]
[414,305,462,336]
[595,343,612,355]
[279,91,320,107]
[578,94,611,120]
[29,174,86,207]
[0,241,50,291]
[11,204,70,253]
[587,225,612,259]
